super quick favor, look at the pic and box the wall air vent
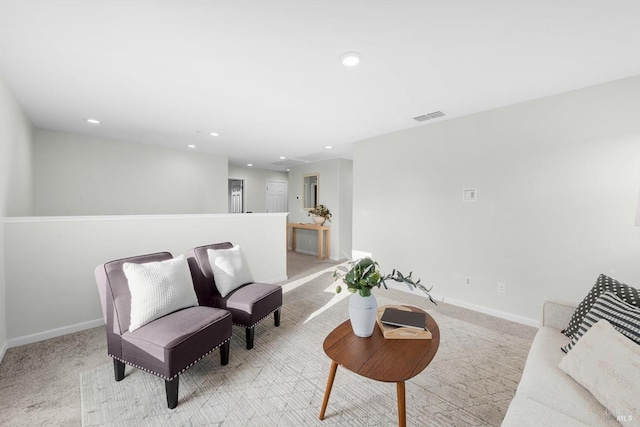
[297,152,337,162]
[272,159,306,166]
[413,111,446,122]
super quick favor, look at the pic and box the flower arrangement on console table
[307,204,332,225]
[333,257,436,337]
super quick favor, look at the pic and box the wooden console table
[286,222,330,260]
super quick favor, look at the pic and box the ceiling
[0,1,639,171]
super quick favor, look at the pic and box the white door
[229,179,244,213]
[265,181,288,213]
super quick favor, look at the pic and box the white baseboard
[292,248,317,257]
[0,340,7,364]
[7,318,104,349]
[383,282,539,328]
[430,292,539,328]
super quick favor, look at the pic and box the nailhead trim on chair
[233,306,282,329]
[109,336,232,381]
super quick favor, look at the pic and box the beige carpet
[80,265,533,426]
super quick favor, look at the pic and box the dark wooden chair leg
[220,340,230,365]
[113,359,125,381]
[165,377,179,409]
[245,327,255,350]
[274,308,281,327]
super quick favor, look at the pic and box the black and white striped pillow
[562,291,640,353]
[563,274,640,338]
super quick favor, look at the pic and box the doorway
[265,180,287,213]
[228,179,244,213]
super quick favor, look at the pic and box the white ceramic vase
[312,216,326,225]
[348,292,378,337]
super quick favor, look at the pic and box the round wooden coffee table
[319,306,440,427]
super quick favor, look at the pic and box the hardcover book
[380,307,426,330]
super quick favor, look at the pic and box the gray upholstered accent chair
[186,242,282,350]
[95,252,233,409]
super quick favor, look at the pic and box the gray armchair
[186,242,282,349]
[95,252,233,409]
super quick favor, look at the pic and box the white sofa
[501,300,620,427]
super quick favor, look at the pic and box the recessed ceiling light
[210,132,219,137]
[187,144,196,148]
[86,118,100,124]
[247,163,253,167]
[280,156,286,160]
[339,51,363,67]
[325,146,333,149]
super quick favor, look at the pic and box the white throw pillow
[559,319,640,424]
[207,245,254,298]
[123,255,198,332]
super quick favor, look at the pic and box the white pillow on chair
[207,245,254,298]
[123,255,199,332]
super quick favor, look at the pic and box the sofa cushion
[543,300,579,330]
[207,245,254,298]
[502,395,592,427]
[559,319,640,423]
[123,255,199,332]
[122,306,232,379]
[562,292,640,353]
[212,282,282,326]
[513,326,619,426]
[563,274,640,338]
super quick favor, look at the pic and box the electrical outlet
[465,276,472,286]
[453,274,461,284]
[497,282,506,294]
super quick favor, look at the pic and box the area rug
[80,269,532,426]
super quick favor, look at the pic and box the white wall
[33,130,228,215]
[337,159,353,261]
[0,76,34,360]
[353,75,640,324]
[228,165,289,213]
[3,213,287,345]
[288,159,353,260]
[0,79,33,217]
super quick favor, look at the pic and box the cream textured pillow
[559,319,640,424]
[207,245,254,298]
[123,255,199,332]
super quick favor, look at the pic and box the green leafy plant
[333,257,436,304]
[307,204,332,221]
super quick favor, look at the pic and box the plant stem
[359,288,372,297]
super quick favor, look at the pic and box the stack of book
[376,306,432,340]
[380,307,426,330]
